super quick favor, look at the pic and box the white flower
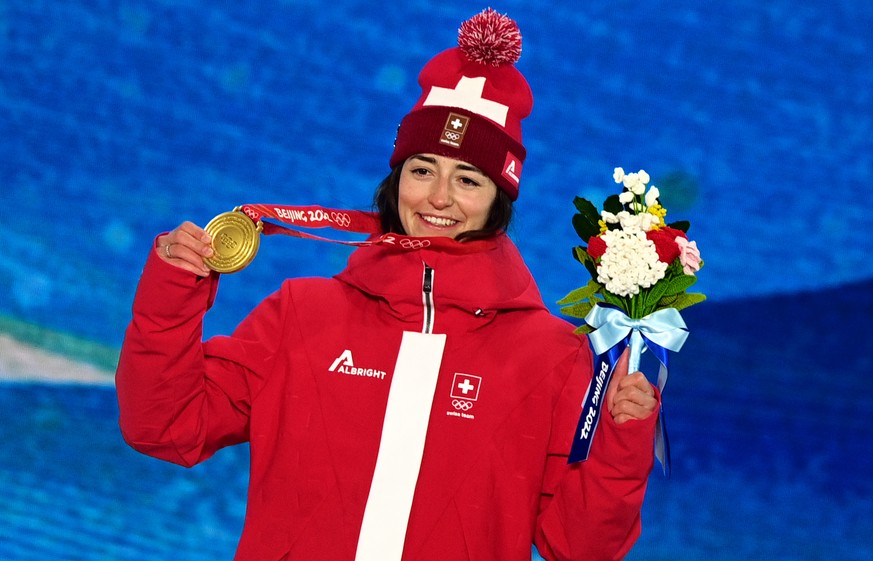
[596,229,668,297]
[639,213,660,232]
[638,170,650,185]
[601,210,618,224]
[613,167,625,183]
[616,211,659,232]
[616,211,642,231]
[618,191,634,204]
[623,173,646,195]
[645,185,660,207]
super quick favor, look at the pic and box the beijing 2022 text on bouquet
[560,167,705,474]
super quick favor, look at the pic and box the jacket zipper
[422,264,434,334]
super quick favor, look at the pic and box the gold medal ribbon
[203,204,492,273]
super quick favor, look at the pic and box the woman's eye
[459,176,481,188]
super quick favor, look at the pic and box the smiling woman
[373,156,515,243]
[114,8,661,561]
[398,153,498,238]
[5,1,872,560]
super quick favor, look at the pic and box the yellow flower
[647,205,667,229]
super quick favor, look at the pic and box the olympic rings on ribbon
[330,212,351,228]
[400,238,432,250]
[452,399,473,411]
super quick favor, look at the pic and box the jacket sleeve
[534,343,659,561]
[115,243,283,468]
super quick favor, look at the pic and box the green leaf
[557,279,602,305]
[573,196,599,217]
[585,260,598,279]
[658,292,706,311]
[672,292,707,311]
[660,274,697,296]
[572,197,601,242]
[574,324,595,335]
[572,213,600,243]
[667,220,690,233]
[601,291,628,311]
[560,301,596,319]
[603,194,623,214]
[665,259,684,276]
[574,247,592,267]
[573,247,599,279]
[644,277,671,310]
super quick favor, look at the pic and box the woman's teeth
[423,216,457,227]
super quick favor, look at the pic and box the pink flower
[675,237,702,275]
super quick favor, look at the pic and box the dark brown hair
[372,165,514,242]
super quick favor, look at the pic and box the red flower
[646,227,687,263]
[587,235,607,259]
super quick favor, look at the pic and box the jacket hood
[335,234,548,327]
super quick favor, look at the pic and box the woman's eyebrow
[410,154,437,164]
[409,154,485,175]
[456,162,485,174]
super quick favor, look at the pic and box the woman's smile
[398,153,497,238]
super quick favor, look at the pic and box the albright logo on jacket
[328,349,388,380]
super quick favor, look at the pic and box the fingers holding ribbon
[608,371,658,424]
[157,221,214,277]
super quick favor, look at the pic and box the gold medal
[203,210,263,273]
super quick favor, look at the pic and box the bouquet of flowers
[560,167,705,472]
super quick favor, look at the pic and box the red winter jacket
[116,233,656,561]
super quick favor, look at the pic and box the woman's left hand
[605,348,658,424]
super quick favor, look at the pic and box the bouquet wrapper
[568,306,689,475]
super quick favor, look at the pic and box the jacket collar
[335,234,547,330]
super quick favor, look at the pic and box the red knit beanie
[389,9,533,201]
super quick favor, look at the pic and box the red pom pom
[458,8,522,66]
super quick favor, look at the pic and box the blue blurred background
[1,1,871,559]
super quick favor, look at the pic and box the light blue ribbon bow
[585,305,689,359]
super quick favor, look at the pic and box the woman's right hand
[156,222,214,277]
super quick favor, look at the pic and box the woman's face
[398,154,498,238]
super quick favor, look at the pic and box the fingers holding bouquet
[606,347,658,424]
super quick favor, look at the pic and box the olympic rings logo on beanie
[390,8,533,201]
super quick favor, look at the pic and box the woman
[116,9,658,561]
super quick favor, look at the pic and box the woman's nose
[427,177,453,209]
